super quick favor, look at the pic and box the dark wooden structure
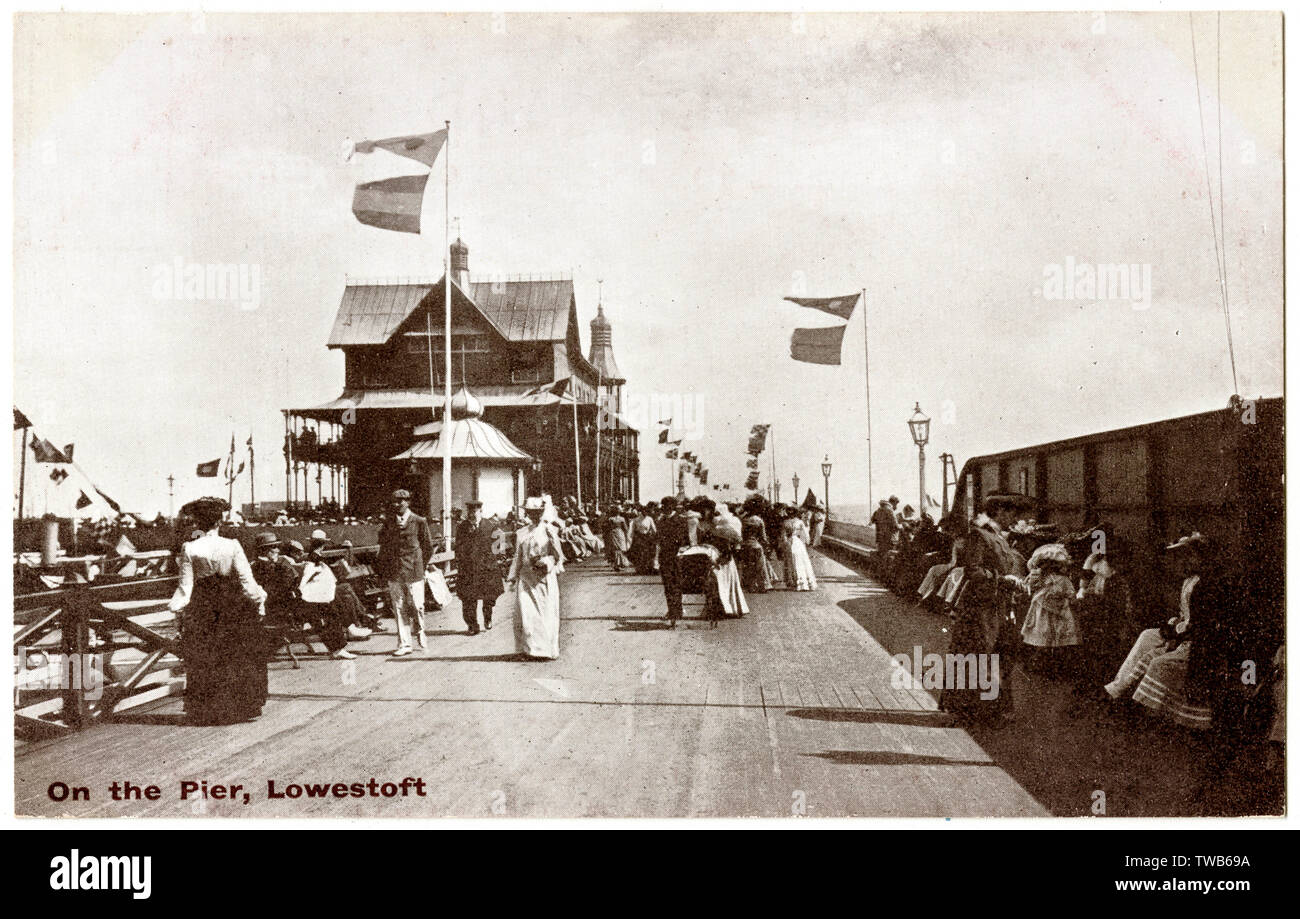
[285,239,639,517]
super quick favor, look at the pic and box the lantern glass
[821,455,832,478]
[908,403,930,446]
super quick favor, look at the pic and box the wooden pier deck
[19,547,1247,819]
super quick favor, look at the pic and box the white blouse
[168,532,267,612]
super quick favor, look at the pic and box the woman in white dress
[781,506,818,591]
[507,496,566,660]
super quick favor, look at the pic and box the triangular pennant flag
[658,429,669,444]
[790,325,847,365]
[75,491,92,509]
[13,407,32,429]
[95,487,122,513]
[31,438,69,463]
[62,443,75,462]
[351,129,447,168]
[784,292,860,320]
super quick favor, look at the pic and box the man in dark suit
[656,496,691,628]
[377,489,435,656]
[455,500,504,635]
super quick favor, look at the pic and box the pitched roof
[469,279,573,342]
[327,282,433,348]
[327,277,575,348]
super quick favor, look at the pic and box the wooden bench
[352,550,460,614]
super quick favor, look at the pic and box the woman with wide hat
[506,496,566,659]
[168,497,269,725]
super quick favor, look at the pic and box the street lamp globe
[908,402,931,447]
[792,473,800,497]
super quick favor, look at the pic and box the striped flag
[349,128,447,235]
[790,325,847,365]
[352,175,429,235]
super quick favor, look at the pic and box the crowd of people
[867,492,1285,781]
[164,489,832,725]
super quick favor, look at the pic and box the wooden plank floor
[15,550,1048,818]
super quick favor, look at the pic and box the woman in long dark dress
[169,498,269,725]
[738,498,774,593]
[629,504,659,574]
[938,500,1026,724]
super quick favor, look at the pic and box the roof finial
[597,278,604,307]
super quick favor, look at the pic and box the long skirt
[629,532,657,574]
[514,568,560,660]
[938,579,1015,720]
[917,563,955,602]
[784,538,817,591]
[704,558,749,620]
[1132,643,1212,729]
[737,541,772,593]
[180,575,268,725]
[1104,628,1166,700]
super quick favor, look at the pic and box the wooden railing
[15,574,183,738]
[14,543,385,738]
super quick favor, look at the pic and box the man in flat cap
[455,499,504,635]
[377,488,435,656]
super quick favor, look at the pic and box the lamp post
[907,402,930,517]
[792,473,800,503]
[821,455,832,517]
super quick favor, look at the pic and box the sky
[10,11,1283,519]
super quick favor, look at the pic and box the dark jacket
[378,512,434,583]
[455,519,504,600]
[657,513,692,567]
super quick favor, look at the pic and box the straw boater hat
[1165,532,1207,552]
[466,499,483,508]
[254,531,281,549]
[1027,543,1071,568]
[524,496,546,511]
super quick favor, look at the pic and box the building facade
[284,239,639,520]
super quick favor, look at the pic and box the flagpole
[594,366,601,507]
[769,427,779,503]
[248,436,255,514]
[18,423,29,519]
[227,432,235,512]
[441,119,453,551]
[862,287,872,512]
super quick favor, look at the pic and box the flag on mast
[784,292,860,320]
[790,325,847,365]
[349,129,448,235]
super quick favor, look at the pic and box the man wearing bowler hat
[455,499,504,635]
[377,488,436,656]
